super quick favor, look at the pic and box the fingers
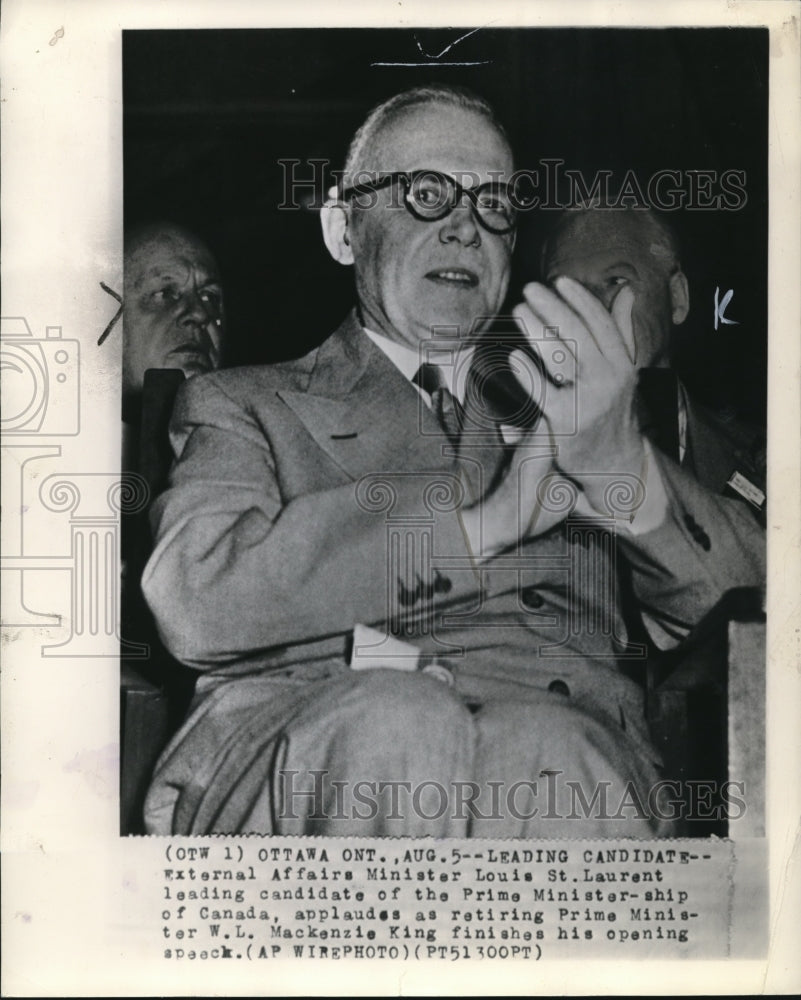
[610,285,636,363]
[520,276,637,370]
[559,276,636,364]
[550,276,633,365]
[506,346,576,439]
[514,279,611,389]
[507,347,540,391]
[511,300,581,392]
[514,283,581,363]
[511,278,637,447]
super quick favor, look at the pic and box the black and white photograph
[120,27,767,840]
[2,2,800,996]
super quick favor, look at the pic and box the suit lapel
[682,399,732,492]
[277,311,458,481]
[683,394,765,495]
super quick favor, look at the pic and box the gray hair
[540,205,681,278]
[124,221,215,271]
[341,85,509,191]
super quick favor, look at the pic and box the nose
[438,201,481,248]
[179,287,213,327]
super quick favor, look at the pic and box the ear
[669,269,690,325]
[320,198,354,266]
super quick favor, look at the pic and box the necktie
[413,363,465,445]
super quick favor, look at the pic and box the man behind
[141,86,763,838]
[121,222,227,703]
[122,221,225,423]
[539,206,766,506]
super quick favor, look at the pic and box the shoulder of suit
[186,310,362,404]
[186,349,321,401]
[687,393,766,481]
[689,396,762,446]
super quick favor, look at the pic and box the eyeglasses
[341,169,517,235]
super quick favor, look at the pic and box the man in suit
[141,85,763,837]
[121,220,228,657]
[120,223,228,831]
[538,206,766,510]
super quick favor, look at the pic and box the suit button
[548,679,570,697]
[521,586,544,610]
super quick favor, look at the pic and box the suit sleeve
[141,375,479,669]
[616,449,765,647]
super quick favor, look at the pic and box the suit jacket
[684,396,766,505]
[142,310,764,746]
[634,365,766,507]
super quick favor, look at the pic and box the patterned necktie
[412,363,465,445]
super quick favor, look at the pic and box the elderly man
[539,207,766,507]
[120,220,227,604]
[122,221,225,420]
[141,86,763,837]
[120,222,227,733]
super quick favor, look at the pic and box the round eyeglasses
[341,169,517,235]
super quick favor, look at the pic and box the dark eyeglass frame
[340,169,517,235]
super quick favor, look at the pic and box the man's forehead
[548,212,669,269]
[370,103,513,177]
[128,234,218,281]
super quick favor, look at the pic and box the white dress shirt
[362,327,474,406]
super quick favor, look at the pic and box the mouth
[170,344,212,366]
[425,268,479,289]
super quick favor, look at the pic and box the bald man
[123,222,226,414]
[120,223,228,801]
[140,87,764,838]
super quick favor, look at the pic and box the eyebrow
[544,258,640,284]
[137,266,221,288]
[601,260,639,274]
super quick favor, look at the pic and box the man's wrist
[617,438,669,534]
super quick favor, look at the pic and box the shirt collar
[362,327,475,403]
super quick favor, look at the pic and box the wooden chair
[646,586,765,837]
[120,369,191,834]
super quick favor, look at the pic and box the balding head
[322,87,515,348]
[123,222,225,401]
[341,84,510,192]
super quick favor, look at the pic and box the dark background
[123,28,768,424]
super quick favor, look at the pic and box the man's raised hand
[510,276,656,520]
